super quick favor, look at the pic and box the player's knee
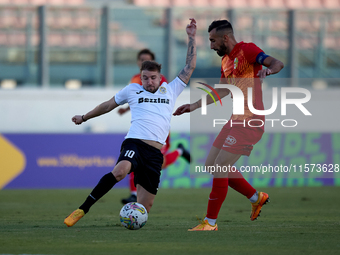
[113,170,127,181]
[112,161,131,181]
[214,155,231,167]
[204,160,214,169]
[112,167,129,181]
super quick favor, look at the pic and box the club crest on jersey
[224,135,237,146]
[234,58,238,69]
[138,97,170,104]
[159,86,167,94]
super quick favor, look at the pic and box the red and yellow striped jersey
[220,41,265,128]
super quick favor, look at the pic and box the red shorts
[213,122,264,156]
[160,145,169,155]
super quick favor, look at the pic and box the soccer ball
[119,202,148,230]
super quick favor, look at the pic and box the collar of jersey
[140,85,161,95]
[228,41,244,58]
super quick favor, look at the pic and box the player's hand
[173,103,196,116]
[257,68,272,82]
[118,106,130,115]
[118,108,126,115]
[186,18,197,37]
[72,115,83,125]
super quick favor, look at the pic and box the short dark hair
[140,60,161,73]
[208,20,233,34]
[137,49,155,60]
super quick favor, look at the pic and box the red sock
[129,172,137,193]
[163,150,180,168]
[206,178,228,220]
[228,169,256,199]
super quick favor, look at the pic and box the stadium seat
[236,16,252,30]
[172,0,192,6]
[12,0,30,4]
[110,31,144,49]
[284,0,304,8]
[0,33,7,46]
[58,15,74,29]
[48,33,63,46]
[297,37,316,49]
[324,37,337,49]
[68,0,84,5]
[7,33,26,46]
[265,0,285,8]
[229,0,248,8]
[0,15,11,29]
[151,0,171,7]
[192,0,210,7]
[247,0,267,8]
[15,15,27,29]
[31,33,38,46]
[322,0,340,8]
[84,34,97,47]
[48,0,66,5]
[267,36,288,49]
[328,18,340,32]
[303,0,324,8]
[29,0,48,4]
[67,34,82,46]
[297,18,321,33]
[209,0,229,7]
[73,16,91,29]
[270,19,287,32]
[134,0,151,6]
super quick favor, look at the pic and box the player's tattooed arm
[178,18,197,84]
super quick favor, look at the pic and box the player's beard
[146,85,158,93]
[216,44,228,57]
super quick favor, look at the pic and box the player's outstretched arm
[173,103,196,116]
[72,96,119,125]
[173,87,230,116]
[257,56,284,81]
[178,18,197,84]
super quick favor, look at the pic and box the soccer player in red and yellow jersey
[119,49,190,204]
[174,20,284,230]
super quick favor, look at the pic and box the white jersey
[115,77,186,144]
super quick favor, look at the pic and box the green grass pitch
[1,187,340,255]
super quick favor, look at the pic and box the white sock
[204,217,216,226]
[131,191,137,196]
[249,191,259,203]
[177,148,183,156]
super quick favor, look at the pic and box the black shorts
[116,138,163,195]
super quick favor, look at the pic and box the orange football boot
[250,192,269,221]
[64,209,85,227]
[188,219,218,231]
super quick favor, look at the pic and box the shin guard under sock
[79,172,118,213]
[206,178,229,220]
[228,169,256,199]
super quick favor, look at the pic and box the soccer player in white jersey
[64,18,197,227]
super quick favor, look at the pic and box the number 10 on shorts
[124,150,135,158]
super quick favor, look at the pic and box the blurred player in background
[174,20,284,231]
[118,48,191,204]
[64,18,197,227]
